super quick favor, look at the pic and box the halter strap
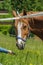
[17,37,26,42]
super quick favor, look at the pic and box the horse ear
[12,10,17,17]
[23,10,27,15]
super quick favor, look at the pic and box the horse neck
[29,16,43,40]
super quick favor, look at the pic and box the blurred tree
[0,0,43,12]
[3,0,12,12]
[0,0,12,12]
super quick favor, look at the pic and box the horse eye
[23,26,27,29]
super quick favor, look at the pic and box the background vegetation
[0,0,43,12]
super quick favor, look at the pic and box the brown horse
[12,10,43,50]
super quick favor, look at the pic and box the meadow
[0,33,43,65]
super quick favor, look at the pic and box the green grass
[0,33,43,65]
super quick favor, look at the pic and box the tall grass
[0,33,43,65]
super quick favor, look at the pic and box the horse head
[12,10,31,50]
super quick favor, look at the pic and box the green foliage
[0,25,16,36]
[30,33,34,37]
[0,0,43,13]
[2,31,7,35]
[8,25,16,36]
[0,0,12,12]
[11,0,43,12]
[0,25,11,35]
[3,0,12,12]
[0,2,3,9]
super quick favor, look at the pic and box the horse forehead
[15,18,29,27]
[23,22,28,26]
[18,21,23,27]
[15,20,20,28]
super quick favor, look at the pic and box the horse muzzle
[16,42,25,50]
[16,37,26,50]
